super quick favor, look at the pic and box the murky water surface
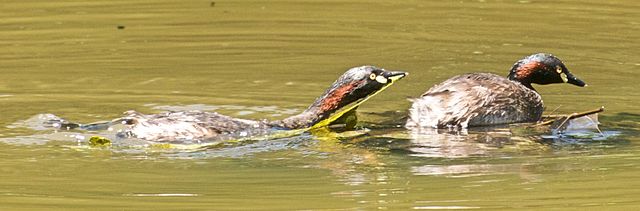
[1,0,639,210]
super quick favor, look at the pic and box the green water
[1,0,639,210]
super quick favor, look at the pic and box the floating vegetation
[89,136,112,147]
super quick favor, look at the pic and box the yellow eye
[556,66,562,74]
[369,73,376,80]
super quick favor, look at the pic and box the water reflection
[406,128,515,158]
[304,128,392,186]
[411,164,510,177]
[297,125,546,185]
[329,118,626,183]
[342,127,545,183]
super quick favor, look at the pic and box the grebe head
[311,65,407,113]
[272,65,406,130]
[507,53,586,88]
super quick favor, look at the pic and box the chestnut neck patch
[319,81,362,112]
[515,61,543,81]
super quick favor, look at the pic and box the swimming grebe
[59,66,406,142]
[405,53,586,128]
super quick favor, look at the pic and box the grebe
[405,53,585,128]
[56,66,406,142]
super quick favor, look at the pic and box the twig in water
[535,106,605,127]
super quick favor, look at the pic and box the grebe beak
[565,72,586,87]
[382,71,408,83]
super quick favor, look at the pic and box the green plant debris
[89,136,112,147]
[150,143,173,149]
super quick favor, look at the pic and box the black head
[312,65,407,113]
[507,53,586,89]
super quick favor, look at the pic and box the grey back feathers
[406,73,543,128]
